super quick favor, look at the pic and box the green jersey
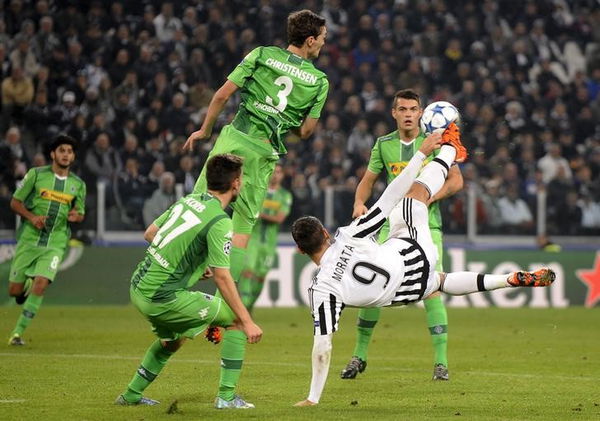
[131,193,233,303]
[251,186,292,248]
[368,130,443,230]
[228,46,329,155]
[13,166,86,248]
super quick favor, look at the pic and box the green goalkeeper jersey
[228,46,329,155]
[368,130,443,230]
[13,166,86,248]
[251,186,292,248]
[131,193,233,303]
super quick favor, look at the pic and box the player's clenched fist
[243,321,263,344]
[29,215,47,229]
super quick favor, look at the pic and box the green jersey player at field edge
[116,154,263,410]
[183,10,328,291]
[340,89,463,381]
[7,135,86,346]
[238,164,292,311]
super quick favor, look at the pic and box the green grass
[0,306,598,420]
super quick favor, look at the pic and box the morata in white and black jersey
[308,151,442,336]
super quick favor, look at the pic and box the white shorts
[388,198,439,299]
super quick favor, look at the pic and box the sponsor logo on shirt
[39,188,74,205]
[263,199,281,211]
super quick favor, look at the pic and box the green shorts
[245,240,276,278]
[130,288,236,341]
[379,223,444,271]
[194,124,279,234]
[9,242,65,283]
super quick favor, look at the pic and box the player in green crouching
[116,154,263,409]
[238,164,292,311]
[341,90,463,381]
[7,135,86,346]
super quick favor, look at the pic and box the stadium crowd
[1,0,599,236]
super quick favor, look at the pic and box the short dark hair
[206,154,243,193]
[392,89,421,108]
[291,216,327,255]
[287,10,326,47]
[49,134,77,153]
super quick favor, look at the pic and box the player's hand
[294,399,317,407]
[243,321,263,344]
[29,215,47,229]
[352,203,368,218]
[67,209,83,222]
[183,128,211,152]
[419,132,442,156]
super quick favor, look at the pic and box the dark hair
[49,134,77,153]
[206,154,243,193]
[287,10,326,47]
[392,89,421,108]
[291,216,327,255]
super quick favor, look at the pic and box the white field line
[0,352,595,382]
[0,399,27,403]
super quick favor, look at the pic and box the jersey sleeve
[367,140,383,174]
[73,180,86,215]
[344,151,427,239]
[307,78,329,119]
[227,47,262,87]
[12,168,36,202]
[206,217,233,268]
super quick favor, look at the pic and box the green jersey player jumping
[340,90,463,381]
[183,9,328,288]
[238,163,292,311]
[116,154,263,409]
[7,135,86,346]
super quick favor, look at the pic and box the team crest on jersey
[223,240,232,255]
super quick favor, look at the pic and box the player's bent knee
[405,183,430,204]
[31,278,51,296]
[8,283,23,296]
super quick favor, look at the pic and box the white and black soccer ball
[420,101,459,135]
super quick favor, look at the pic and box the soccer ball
[420,101,459,135]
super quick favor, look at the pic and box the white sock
[414,145,455,198]
[441,272,510,294]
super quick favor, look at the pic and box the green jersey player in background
[238,163,292,311]
[116,154,263,409]
[7,135,86,346]
[341,90,463,381]
[183,9,328,291]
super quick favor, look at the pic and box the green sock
[218,329,246,401]
[352,307,381,361]
[424,295,448,367]
[122,340,174,402]
[229,246,246,282]
[12,294,44,335]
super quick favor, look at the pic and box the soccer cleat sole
[508,268,556,287]
[441,122,467,163]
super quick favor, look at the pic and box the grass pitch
[0,305,598,420]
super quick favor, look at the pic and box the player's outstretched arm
[213,267,262,344]
[183,80,239,151]
[294,333,333,406]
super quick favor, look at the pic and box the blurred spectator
[143,171,176,226]
[84,132,122,188]
[538,143,572,183]
[115,157,148,228]
[498,184,534,234]
[1,66,34,129]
